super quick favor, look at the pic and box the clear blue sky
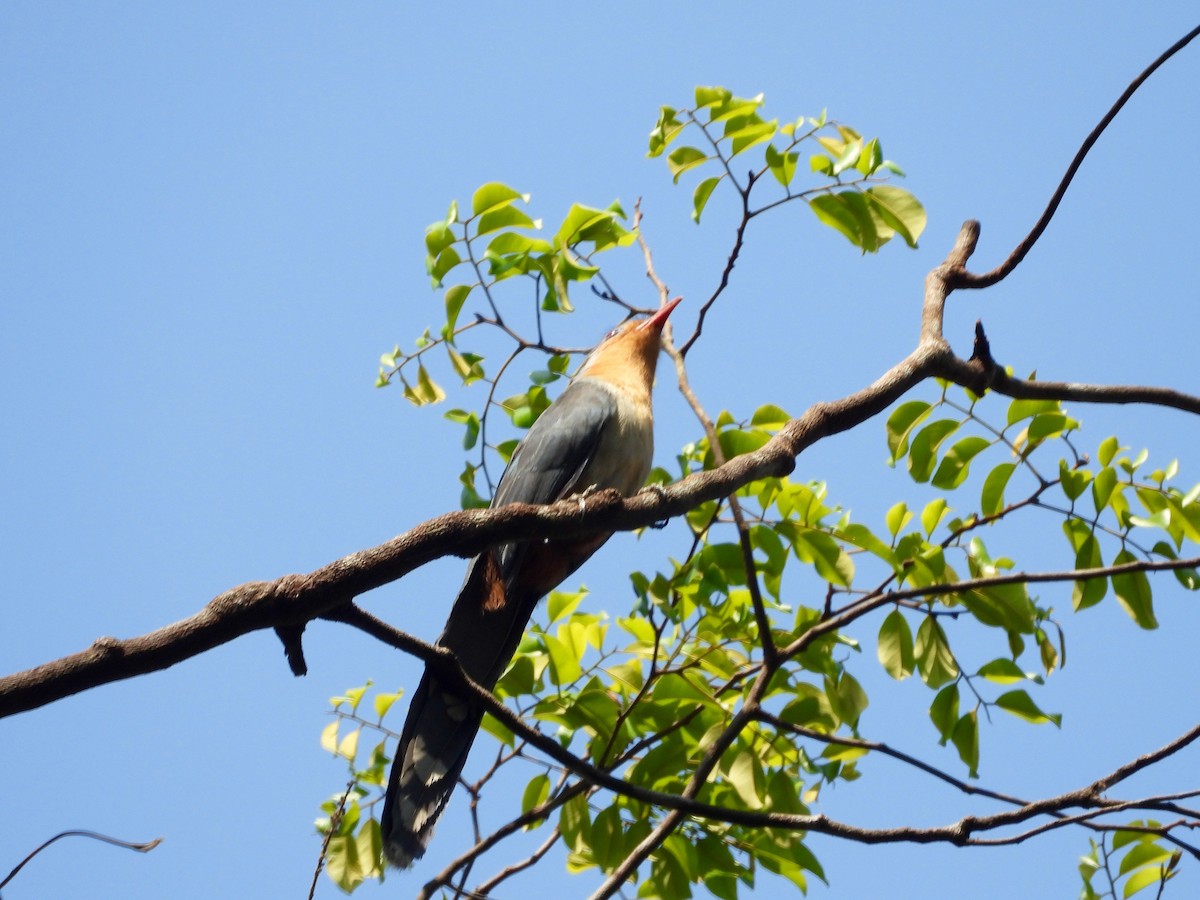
[3,4,1198,898]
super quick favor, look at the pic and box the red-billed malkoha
[381,296,682,867]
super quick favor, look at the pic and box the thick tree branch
[5,209,1196,723]
[940,324,1200,415]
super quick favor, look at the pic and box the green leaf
[790,529,854,586]
[765,143,799,186]
[446,347,484,386]
[929,683,959,742]
[477,204,537,236]
[960,581,1036,634]
[373,691,402,720]
[886,400,933,462]
[864,185,926,247]
[521,773,551,821]
[878,610,915,680]
[1118,841,1173,877]
[1038,630,1060,675]
[424,220,456,257]
[1059,459,1093,501]
[908,419,961,483]
[981,462,1017,516]
[411,364,445,405]
[337,727,360,761]
[479,711,515,747]
[951,711,979,776]
[725,749,767,808]
[443,284,472,334]
[356,817,383,879]
[1113,822,1162,851]
[320,720,339,755]
[921,498,950,537]
[1153,541,1200,591]
[827,672,869,728]
[648,106,685,158]
[831,137,863,175]
[809,193,878,252]
[1006,397,1060,425]
[885,501,912,538]
[695,85,732,109]
[692,176,721,223]
[324,834,363,892]
[855,137,882,175]
[1062,519,1106,609]
[544,632,583,686]
[554,203,634,250]
[977,658,1031,685]
[995,689,1062,726]
[1112,549,1158,629]
[471,182,527,216]
[751,403,791,429]
[931,436,991,490]
[667,146,708,183]
[1028,412,1075,443]
[915,616,958,688]
[589,806,627,871]
[1098,435,1120,466]
[727,116,777,156]
[428,245,462,287]
[717,426,770,461]
[559,793,592,852]
[707,91,764,124]
[1122,868,1168,899]
[547,589,587,624]
[1093,466,1118,512]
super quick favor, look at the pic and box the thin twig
[953,24,1200,289]
[0,830,162,891]
[308,780,354,900]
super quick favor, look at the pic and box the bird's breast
[574,378,654,497]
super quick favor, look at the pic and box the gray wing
[490,379,618,580]
[493,379,617,506]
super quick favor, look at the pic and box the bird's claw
[638,483,670,529]
[576,483,602,513]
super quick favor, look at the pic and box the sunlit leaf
[951,711,979,776]
[692,176,722,223]
[995,689,1061,726]
[878,610,914,679]
[667,146,708,183]
[1111,549,1158,629]
[471,182,527,217]
[864,185,926,247]
[981,462,1017,516]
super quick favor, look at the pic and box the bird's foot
[575,483,603,513]
[638,483,670,529]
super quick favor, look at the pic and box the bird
[381,296,682,868]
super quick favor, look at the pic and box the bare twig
[308,780,354,900]
[1,830,162,891]
[953,24,1200,289]
[472,826,563,896]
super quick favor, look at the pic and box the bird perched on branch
[381,296,682,868]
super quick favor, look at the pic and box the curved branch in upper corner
[953,24,1200,290]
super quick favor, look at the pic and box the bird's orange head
[576,297,682,395]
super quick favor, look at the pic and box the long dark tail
[380,554,537,868]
